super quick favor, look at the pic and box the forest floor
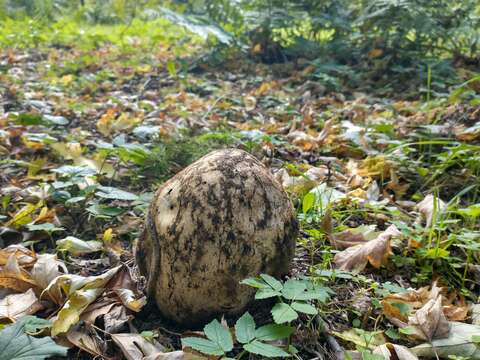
[1,21,480,360]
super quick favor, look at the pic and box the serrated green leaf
[204,319,233,352]
[296,287,332,302]
[260,274,283,291]
[244,340,290,358]
[255,288,282,299]
[255,324,295,341]
[240,277,269,289]
[22,317,52,333]
[0,316,67,360]
[86,204,125,217]
[235,312,256,344]
[96,186,138,201]
[271,303,298,324]
[281,279,307,300]
[291,302,318,315]
[181,337,224,356]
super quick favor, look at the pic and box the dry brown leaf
[104,304,130,333]
[0,244,36,267]
[0,254,37,292]
[145,351,205,360]
[81,299,117,324]
[373,343,419,360]
[383,281,468,324]
[112,333,166,360]
[65,325,110,359]
[417,194,447,227]
[330,231,368,250]
[443,304,469,321]
[31,253,68,291]
[0,288,43,320]
[407,296,450,341]
[334,224,400,272]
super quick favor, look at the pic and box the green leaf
[26,223,64,233]
[22,317,52,333]
[13,113,44,126]
[96,186,138,201]
[255,288,282,299]
[291,302,318,315]
[235,312,256,344]
[86,204,125,217]
[43,115,69,126]
[361,351,386,360]
[302,192,315,213]
[0,316,67,360]
[424,248,449,259]
[297,284,332,302]
[271,303,298,324]
[240,277,269,289]
[181,337,224,356]
[204,319,233,352]
[52,165,96,177]
[244,340,290,358]
[259,274,283,291]
[281,279,307,300]
[166,60,177,77]
[255,324,295,341]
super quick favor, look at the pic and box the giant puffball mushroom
[135,148,297,326]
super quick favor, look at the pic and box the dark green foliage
[142,130,240,182]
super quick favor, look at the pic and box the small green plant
[182,274,331,358]
[181,315,295,358]
[241,274,332,324]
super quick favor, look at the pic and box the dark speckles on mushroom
[135,149,297,326]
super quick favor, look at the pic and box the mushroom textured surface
[136,148,297,325]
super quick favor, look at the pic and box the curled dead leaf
[0,244,36,267]
[0,254,37,293]
[407,295,450,342]
[334,224,401,272]
[373,343,419,360]
[112,333,166,360]
[417,194,447,227]
[0,288,43,320]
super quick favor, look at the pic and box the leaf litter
[0,16,479,360]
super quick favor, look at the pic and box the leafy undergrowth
[1,18,480,360]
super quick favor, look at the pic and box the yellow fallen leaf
[96,110,142,137]
[48,266,121,335]
[114,289,147,312]
[53,288,104,336]
[368,48,384,59]
[357,156,391,179]
[61,74,74,86]
[6,201,43,228]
